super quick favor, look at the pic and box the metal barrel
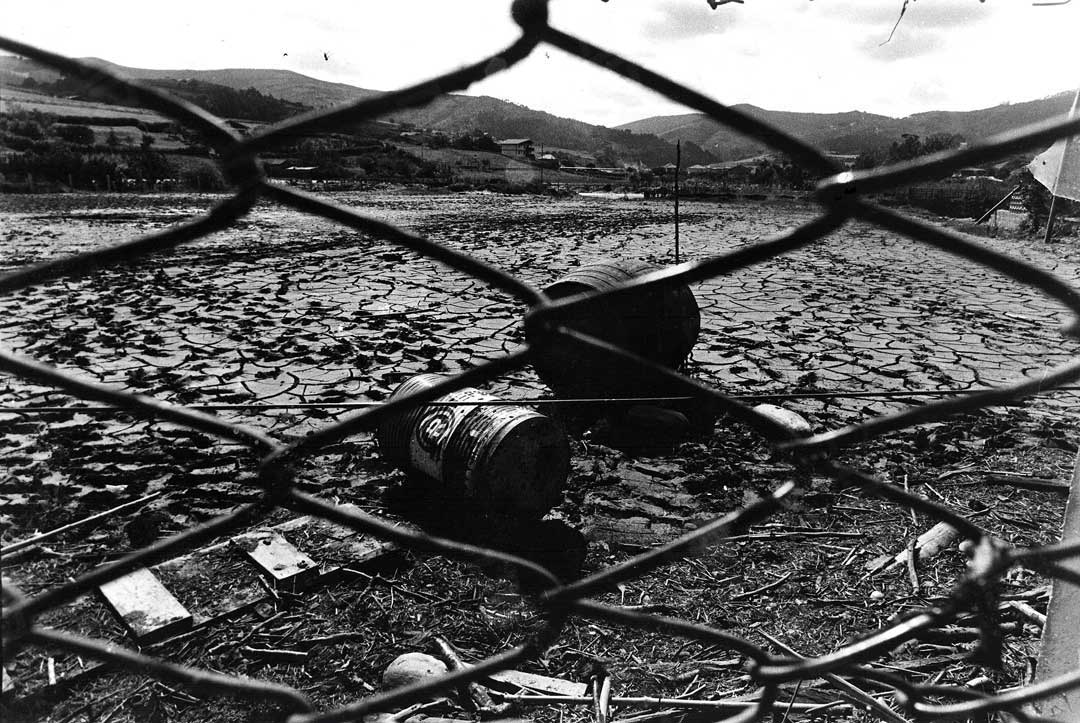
[531,260,701,398]
[375,374,570,519]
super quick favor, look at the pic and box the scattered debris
[757,630,909,723]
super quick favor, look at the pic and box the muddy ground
[1,190,1078,722]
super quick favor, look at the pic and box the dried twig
[2,492,162,555]
[96,681,151,723]
[1005,600,1047,627]
[433,636,496,711]
[503,693,851,715]
[55,681,148,723]
[906,537,920,594]
[208,611,288,655]
[984,475,1070,494]
[757,631,911,723]
[240,646,308,665]
[730,572,791,601]
[592,671,612,723]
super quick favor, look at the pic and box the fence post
[1029,448,1080,719]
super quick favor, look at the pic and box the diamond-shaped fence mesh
[2,1,1080,721]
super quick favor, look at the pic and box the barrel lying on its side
[529,259,701,399]
[376,374,570,520]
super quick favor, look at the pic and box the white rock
[752,404,813,437]
[382,652,449,690]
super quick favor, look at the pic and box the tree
[1013,168,1051,235]
[853,151,881,170]
[129,149,174,187]
[887,134,923,164]
[55,124,95,146]
[594,146,618,168]
[922,133,964,155]
[105,129,120,148]
[181,164,226,191]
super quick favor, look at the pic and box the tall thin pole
[1045,194,1061,243]
[1044,88,1080,243]
[674,140,681,264]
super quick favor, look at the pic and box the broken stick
[432,636,497,711]
[757,631,910,723]
[2,492,162,555]
[867,521,960,575]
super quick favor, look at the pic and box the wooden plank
[486,669,589,697]
[153,538,266,625]
[1029,448,1080,720]
[2,667,14,697]
[234,531,320,593]
[97,567,192,643]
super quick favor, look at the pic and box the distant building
[823,152,859,170]
[497,138,534,159]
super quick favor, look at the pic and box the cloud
[816,0,995,30]
[641,4,740,42]
[857,29,945,62]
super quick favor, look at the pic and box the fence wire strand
[2,0,1079,720]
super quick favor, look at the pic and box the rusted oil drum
[376,374,570,519]
[529,260,700,399]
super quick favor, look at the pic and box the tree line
[0,109,224,192]
[24,75,309,123]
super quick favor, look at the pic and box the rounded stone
[752,404,813,438]
[382,652,449,690]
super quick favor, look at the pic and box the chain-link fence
[3,1,1080,720]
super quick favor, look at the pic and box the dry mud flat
[1,191,1079,722]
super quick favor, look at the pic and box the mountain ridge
[617,94,1076,162]
[2,54,1074,165]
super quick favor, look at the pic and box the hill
[0,55,709,167]
[0,57,381,109]
[390,94,714,167]
[618,94,1076,162]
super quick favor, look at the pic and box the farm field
[1,190,1078,722]
[0,86,173,125]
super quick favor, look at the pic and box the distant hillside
[79,59,381,110]
[390,94,715,167]
[0,55,708,167]
[618,94,1076,162]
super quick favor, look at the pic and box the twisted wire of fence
[3,1,1080,720]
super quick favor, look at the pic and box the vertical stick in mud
[674,140,681,264]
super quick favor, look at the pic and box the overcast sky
[5,1,1079,128]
